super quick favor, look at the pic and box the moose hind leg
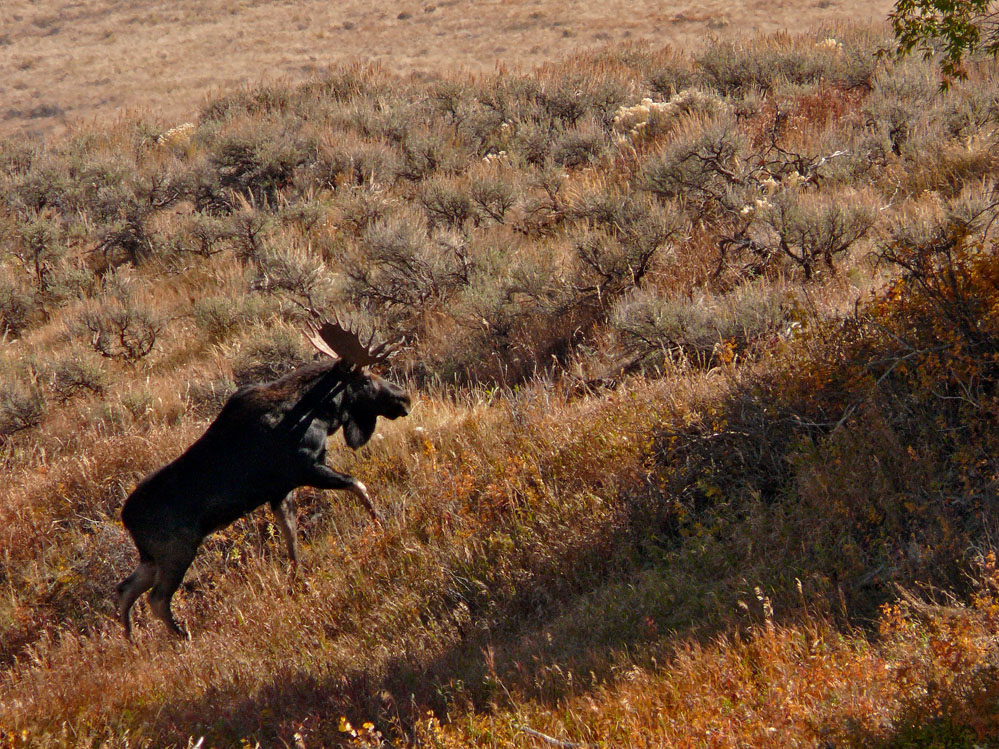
[270,494,299,566]
[116,561,156,639]
[147,547,196,638]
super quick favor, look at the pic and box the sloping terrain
[2,10,999,749]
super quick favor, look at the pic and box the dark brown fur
[115,359,410,638]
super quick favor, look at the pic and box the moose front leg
[308,464,383,524]
[270,493,299,566]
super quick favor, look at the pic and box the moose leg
[270,493,299,565]
[147,544,197,638]
[308,464,382,524]
[116,560,156,639]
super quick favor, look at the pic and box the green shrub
[192,295,267,344]
[7,211,66,292]
[694,32,876,95]
[184,376,237,417]
[336,188,396,237]
[757,189,877,279]
[397,128,451,181]
[551,120,608,168]
[938,73,999,139]
[200,86,294,123]
[4,160,72,215]
[182,213,231,257]
[225,199,273,263]
[46,264,99,303]
[469,172,519,224]
[94,203,153,268]
[511,120,557,166]
[535,71,631,127]
[312,136,402,189]
[570,216,676,307]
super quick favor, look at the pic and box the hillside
[3,17,999,748]
[0,0,894,140]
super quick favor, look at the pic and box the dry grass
[3,19,999,749]
[0,0,894,140]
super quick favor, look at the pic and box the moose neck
[278,361,356,435]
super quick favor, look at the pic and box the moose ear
[343,405,377,449]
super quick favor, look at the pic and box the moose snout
[378,379,412,419]
[390,393,413,419]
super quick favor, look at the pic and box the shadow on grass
[121,344,999,745]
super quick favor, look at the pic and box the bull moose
[115,317,410,638]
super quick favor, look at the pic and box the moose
[115,317,411,638]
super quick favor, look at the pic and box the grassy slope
[2,26,999,748]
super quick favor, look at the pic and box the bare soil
[1,0,893,140]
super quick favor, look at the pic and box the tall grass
[2,25,999,746]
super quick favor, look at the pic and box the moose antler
[304,315,398,369]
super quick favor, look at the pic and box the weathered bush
[0,280,33,338]
[880,182,998,258]
[230,327,309,386]
[346,213,473,325]
[641,117,748,212]
[46,355,107,402]
[210,129,311,204]
[0,379,45,440]
[250,243,332,310]
[612,281,789,367]
[7,211,65,292]
[77,299,163,363]
[876,193,999,348]
[613,88,729,145]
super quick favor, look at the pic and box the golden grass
[0,0,895,141]
[2,21,999,748]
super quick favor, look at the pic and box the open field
[4,3,999,747]
[1,0,894,140]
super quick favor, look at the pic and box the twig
[513,724,599,749]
